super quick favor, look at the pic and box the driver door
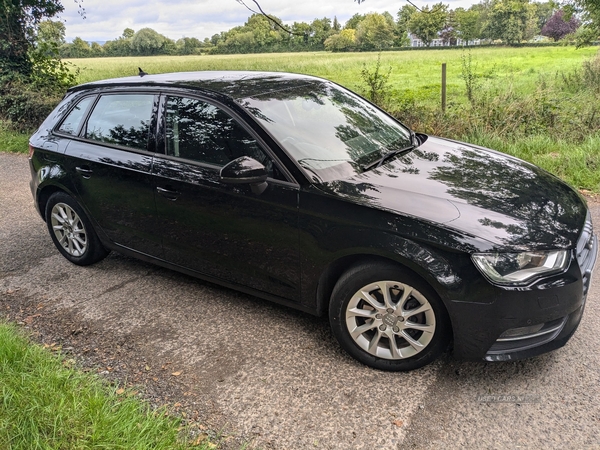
[152,95,301,301]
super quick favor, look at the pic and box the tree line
[47,0,593,59]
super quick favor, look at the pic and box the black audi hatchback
[29,71,597,371]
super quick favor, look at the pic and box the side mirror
[220,156,268,195]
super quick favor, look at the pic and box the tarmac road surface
[1,152,599,449]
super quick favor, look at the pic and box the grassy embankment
[0,322,210,449]
[4,46,599,192]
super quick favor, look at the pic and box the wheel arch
[37,184,72,222]
[43,189,110,265]
[315,251,456,340]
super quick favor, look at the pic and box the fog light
[499,324,544,339]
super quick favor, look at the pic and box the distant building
[408,34,481,47]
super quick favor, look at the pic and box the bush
[0,40,78,132]
[582,52,600,92]
[558,50,600,94]
[359,53,392,106]
[0,73,64,131]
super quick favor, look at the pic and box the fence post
[441,62,447,113]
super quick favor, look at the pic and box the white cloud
[60,0,477,42]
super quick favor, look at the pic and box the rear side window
[57,96,94,135]
[84,94,154,151]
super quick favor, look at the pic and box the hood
[318,136,587,252]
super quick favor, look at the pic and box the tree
[332,16,341,31]
[0,0,64,75]
[224,30,256,53]
[130,28,168,56]
[210,33,222,46]
[309,17,333,48]
[90,41,103,56]
[122,28,135,39]
[455,8,482,44]
[246,13,286,49]
[533,2,555,31]
[563,0,600,44]
[99,29,135,57]
[324,28,357,51]
[176,37,204,55]
[37,20,66,45]
[34,19,65,62]
[397,4,417,31]
[345,13,365,30]
[482,0,537,44]
[70,36,91,57]
[408,3,448,47]
[395,5,417,46]
[440,9,458,45]
[356,12,396,50]
[289,21,311,49]
[541,10,580,41]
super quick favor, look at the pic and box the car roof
[70,71,327,100]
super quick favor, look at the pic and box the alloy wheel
[345,280,436,360]
[50,202,88,257]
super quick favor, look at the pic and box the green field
[69,46,599,105]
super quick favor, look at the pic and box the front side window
[84,94,154,150]
[57,96,95,135]
[165,96,278,178]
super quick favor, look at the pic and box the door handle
[156,186,180,201]
[75,166,93,179]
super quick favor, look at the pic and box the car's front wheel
[329,262,451,371]
[45,192,109,266]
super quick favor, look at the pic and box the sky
[60,0,477,43]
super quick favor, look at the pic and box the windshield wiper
[361,145,416,171]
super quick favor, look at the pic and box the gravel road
[1,152,599,449]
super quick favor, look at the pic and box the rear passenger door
[62,92,163,257]
[152,95,301,300]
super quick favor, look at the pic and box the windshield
[239,81,413,182]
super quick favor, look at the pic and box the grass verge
[0,322,209,449]
[0,121,30,154]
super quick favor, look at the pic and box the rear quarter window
[57,96,95,136]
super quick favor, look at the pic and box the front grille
[486,316,567,355]
[576,212,598,297]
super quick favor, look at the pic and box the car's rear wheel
[45,192,109,266]
[329,261,450,371]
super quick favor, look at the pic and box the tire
[45,192,109,266]
[329,261,451,371]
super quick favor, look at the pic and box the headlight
[472,250,569,285]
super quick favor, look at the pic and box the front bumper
[483,298,587,362]
[450,221,597,361]
[484,221,597,361]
